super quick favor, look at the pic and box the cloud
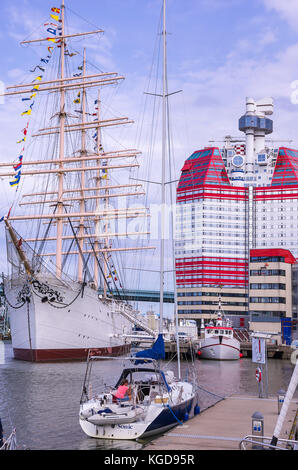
[6,3,45,42]
[174,39,298,149]
[200,0,242,9]
[262,0,298,30]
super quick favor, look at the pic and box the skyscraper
[175,98,298,330]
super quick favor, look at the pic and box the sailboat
[0,1,154,361]
[79,0,199,441]
[79,339,198,440]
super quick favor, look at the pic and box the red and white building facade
[175,98,298,329]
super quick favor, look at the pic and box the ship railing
[239,434,298,450]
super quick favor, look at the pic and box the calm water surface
[0,342,296,450]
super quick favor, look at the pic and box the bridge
[99,289,175,303]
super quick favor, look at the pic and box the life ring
[255,367,262,383]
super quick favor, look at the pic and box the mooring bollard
[251,411,264,449]
[277,389,286,415]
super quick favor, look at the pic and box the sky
[1,0,298,312]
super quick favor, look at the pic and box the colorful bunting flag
[21,109,32,116]
[47,28,57,35]
[13,156,23,171]
[9,171,22,187]
[30,65,46,73]
[73,92,81,104]
[4,4,56,215]
[44,22,58,28]
[65,50,78,57]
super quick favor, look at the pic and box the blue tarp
[134,334,165,364]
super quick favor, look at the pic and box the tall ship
[0,2,153,361]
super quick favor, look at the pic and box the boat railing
[0,429,17,451]
[239,434,298,450]
[80,355,169,406]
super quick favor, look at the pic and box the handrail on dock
[239,434,298,450]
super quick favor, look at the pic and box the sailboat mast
[56,0,66,278]
[159,0,167,334]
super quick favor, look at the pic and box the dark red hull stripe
[13,343,131,362]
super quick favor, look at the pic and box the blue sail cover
[134,334,165,364]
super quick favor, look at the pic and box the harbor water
[0,341,296,450]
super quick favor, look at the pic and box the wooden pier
[144,395,298,450]
[163,340,293,360]
[164,340,198,360]
[240,342,294,360]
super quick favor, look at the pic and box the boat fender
[184,412,189,422]
[194,404,200,415]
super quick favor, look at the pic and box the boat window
[220,330,224,335]
[214,330,219,334]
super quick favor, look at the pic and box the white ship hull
[198,336,240,360]
[5,277,132,361]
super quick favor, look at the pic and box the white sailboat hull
[5,278,132,361]
[198,336,240,360]
[79,393,196,440]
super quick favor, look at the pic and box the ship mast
[56,0,66,278]
[0,1,155,285]
[93,89,101,289]
[77,48,87,282]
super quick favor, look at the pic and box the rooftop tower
[239,97,273,183]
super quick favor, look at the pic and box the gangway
[112,301,156,337]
